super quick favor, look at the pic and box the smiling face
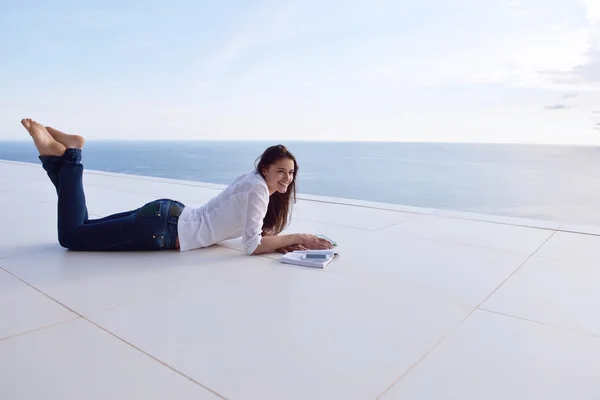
[262,157,295,195]
[255,145,298,236]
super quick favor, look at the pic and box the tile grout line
[0,315,81,343]
[0,266,229,400]
[472,229,558,309]
[375,228,559,399]
[374,313,472,399]
[429,211,563,232]
[555,228,600,237]
[0,266,86,337]
[378,212,561,233]
[373,220,411,231]
[477,308,600,339]
[80,318,229,399]
[371,225,553,257]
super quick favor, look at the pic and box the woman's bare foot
[20,118,66,156]
[46,126,85,150]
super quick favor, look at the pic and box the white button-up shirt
[177,171,270,254]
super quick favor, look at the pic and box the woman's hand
[276,244,308,254]
[297,234,335,250]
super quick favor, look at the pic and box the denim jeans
[39,148,184,251]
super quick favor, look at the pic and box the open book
[280,249,338,268]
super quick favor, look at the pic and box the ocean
[2,140,600,226]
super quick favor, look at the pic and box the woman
[20,118,334,255]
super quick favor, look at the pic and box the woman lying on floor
[20,118,334,255]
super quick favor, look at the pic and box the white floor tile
[482,256,600,336]
[0,269,76,340]
[84,172,222,205]
[89,264,471,400]
[0,219,59,259]
[293,200,413,230]
[274,218,529,306]
[382,214,554,254]
[433,209,561,230]
[83,171,168,194]
[0,194,57,222]
[0,246,251,315]
[381,310,600,400]
[82,185,219,217]
[298,193,437,214]
[82,186,167,217]
[161,186,221,208]
[536,231,600,266]
[0,161,47,184]
[0,180,57,205]
[0,318,220,399]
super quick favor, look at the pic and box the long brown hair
[256,144,298,236]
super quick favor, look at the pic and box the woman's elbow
[247,242,261,255]
[248,248,265,256]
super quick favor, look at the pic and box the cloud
[532,28,600,90]
[541,46,600,89]
[471,1,599,91]
[580,0,600,24]
[544,104,570,110]
[562,92,579,98]
[473,29,593,90]
[572,48,600,84]
[536,1,600,89]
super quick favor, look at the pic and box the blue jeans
[40,148,184,251]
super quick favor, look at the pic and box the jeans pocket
[136,200,164,218]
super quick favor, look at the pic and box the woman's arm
[251,233,334,255]
[242,184,333,255]
[251,233,301,255]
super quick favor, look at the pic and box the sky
[1,0,599,144]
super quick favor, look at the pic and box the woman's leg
[23,118,179,251]
[39,123,90,221]
[37,122,146,231]
[51,148,91,247]
[48,146,170,250]
[44,125,143,226]
[85,210,137,224]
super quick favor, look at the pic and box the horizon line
[1,138,600,148]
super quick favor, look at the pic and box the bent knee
[58,232,78,250]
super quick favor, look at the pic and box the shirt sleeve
[243,183,270,255]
